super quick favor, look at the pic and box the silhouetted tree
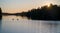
[0,8,2,20]
[0,8,2,15]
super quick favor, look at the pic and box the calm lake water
[0,15,60,33]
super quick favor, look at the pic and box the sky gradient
[0,0,60,13]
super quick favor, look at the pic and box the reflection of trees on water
[41,21,58,33]
[0,20,2,33]
[48,21,58,33]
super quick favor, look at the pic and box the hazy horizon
[0,0,60,13]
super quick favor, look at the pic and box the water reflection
[0,19,2,33]
[0,15,60,33]
[41,21,60,33]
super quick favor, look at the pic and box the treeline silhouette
[18,4,60,20]
[0,8,2,20]
[1,4,60,20]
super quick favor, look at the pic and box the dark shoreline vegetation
[0,8,2,20]
[1,4,60,20]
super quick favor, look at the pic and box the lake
[0,15,60,33]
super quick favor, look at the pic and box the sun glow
[47,4,50,7]
[45,3,51,7]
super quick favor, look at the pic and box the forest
[19,4,60,20]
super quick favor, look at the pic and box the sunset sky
[0,0,60,13]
